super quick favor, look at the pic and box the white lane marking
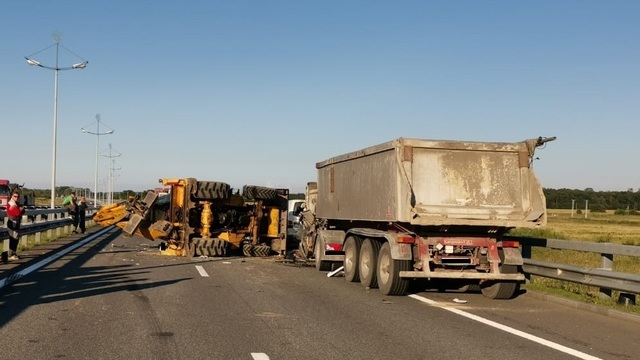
[408,294,601,360]
[0,226,115,290]
[251,353,270,360]
[195,265,209,277]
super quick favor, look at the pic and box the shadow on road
[0,228,191,327]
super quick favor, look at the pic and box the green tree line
[22,187,141,202]
[544,188,640,213]
[290,188,640,213]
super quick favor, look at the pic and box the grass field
[509,209,640,313]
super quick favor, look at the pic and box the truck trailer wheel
[195,181,231,200]
[343,236,362,282]
[315,239,332,271]
[480,264,520,299]
[242,185,278,200]
[458,283,481,293]
[359,239,381,289]
[377,242,411,296]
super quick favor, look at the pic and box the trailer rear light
[396,236,415,244]
[325,243,342,251]
[501,240,520,248]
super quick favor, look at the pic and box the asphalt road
[0,229,638,360]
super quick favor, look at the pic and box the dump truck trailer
[94,178,289,257]
[299,136,555,299]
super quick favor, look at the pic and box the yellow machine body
[94,178,289,258]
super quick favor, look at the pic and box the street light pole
[81,114,114,206]
[102,143,121,204]
[25,32,88,208]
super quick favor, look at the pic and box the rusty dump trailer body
[316,137,546,227]
[306,136,554,299]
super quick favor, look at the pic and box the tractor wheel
[252,245,271,257]
[186,240,197,258]
[193,238,206,257]
[242,243,253,257]
[242,185,278,200]
[195,181,230,200]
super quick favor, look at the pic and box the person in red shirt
[6,190,25,260]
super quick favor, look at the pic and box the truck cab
[0,180,11,209]
[287,199,305,241]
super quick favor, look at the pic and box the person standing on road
[6,190,25,260]
[62,192,79,233]
[77,195,87,234]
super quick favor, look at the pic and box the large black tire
[480,264,520,299]
[195,181,230,200]
[242,243,253,257]
[377,242,411,296]
[315,238,332,271]
[458,283,482,293]
[186,240,197,258]
[211,238,227,256]
[242,185,278,200]
[359,239,381,289]
[252,245,271,257]
[343,236,362,283]
[480,248,520,299]
[193,238,207,257]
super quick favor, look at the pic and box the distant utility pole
[585,200,589,219]
[101,143,121,204]
[571,199,575,218]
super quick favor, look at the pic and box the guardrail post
[20,234,28,249]
[599,253,613,299]
[2,239,8,262]
[618,293,636,306]
[20,214,28,250]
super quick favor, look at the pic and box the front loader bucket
[123,214,144,237]
[122,191,159,237]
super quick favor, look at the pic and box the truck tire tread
[195,181,231,200]
[242,185,278,200]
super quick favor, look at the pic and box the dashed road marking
[195,265,209,277]
[251,353,269,360]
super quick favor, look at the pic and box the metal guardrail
[0,208,97,256]
[507,235,640,302]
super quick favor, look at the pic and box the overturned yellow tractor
[94,178,289,257]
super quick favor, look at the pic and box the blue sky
[1,1,638,193]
